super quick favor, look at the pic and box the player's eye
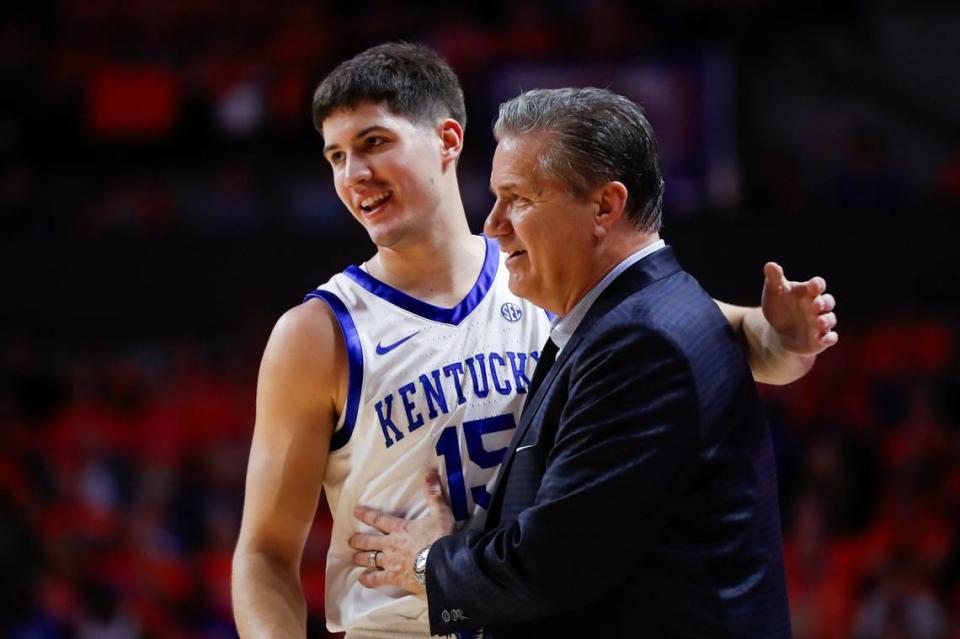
[327,151,345,165]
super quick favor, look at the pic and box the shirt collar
[550,239,666,351]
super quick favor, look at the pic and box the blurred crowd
[770,317,960,638]
[0,332,335,638]
[4,1,959,239]
[1,316,958,638]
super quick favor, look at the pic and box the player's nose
[344,154,372,185]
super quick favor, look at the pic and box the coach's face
[485,132,599,314]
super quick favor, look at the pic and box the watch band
[414,544,431,586]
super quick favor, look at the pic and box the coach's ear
[439,119,464,168]
[593,181,629,237]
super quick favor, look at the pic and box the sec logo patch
[500,302,523,322]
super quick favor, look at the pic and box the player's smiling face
[485,132,598,314]
[321,102,447,248]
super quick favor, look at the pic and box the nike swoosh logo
[515,443,536,452]
[375,331,420,355]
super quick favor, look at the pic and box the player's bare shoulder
[257,298,348,423]
[235,298,346,610]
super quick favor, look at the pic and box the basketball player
[232,43,838,639]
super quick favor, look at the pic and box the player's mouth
[358,190,393,215]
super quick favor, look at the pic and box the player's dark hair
[312,42,466,134]
[494,87,664,232]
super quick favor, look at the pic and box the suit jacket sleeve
[426,324,703,635]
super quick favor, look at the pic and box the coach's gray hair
[493,87,664,231]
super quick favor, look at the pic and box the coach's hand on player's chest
[349,468,454,594]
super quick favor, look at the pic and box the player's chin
[364,219,407,248]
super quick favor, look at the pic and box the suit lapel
[486,247,682,527]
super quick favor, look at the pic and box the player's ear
[439,119,464,166]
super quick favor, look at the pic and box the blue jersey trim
[302,289,362,452]
[342,236,499,326]
[544,309,557,323]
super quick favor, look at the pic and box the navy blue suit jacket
[425,247,791,638]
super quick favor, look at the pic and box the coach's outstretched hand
[762,261,838,355]
[350,469,454,594]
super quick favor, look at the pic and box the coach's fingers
[352,550,383,568]
[424,469,448,511]
[348,532,388,552]
[358,567,395,589]
[355,506,406,534]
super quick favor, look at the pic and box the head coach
[348,87,792,639]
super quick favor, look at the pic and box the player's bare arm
[716,261,838,385]
[232,300,347,638]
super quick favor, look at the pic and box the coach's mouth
[505,250,527,266]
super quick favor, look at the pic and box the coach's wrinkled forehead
[493,87,664,233]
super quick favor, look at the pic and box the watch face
[414,549,428,585]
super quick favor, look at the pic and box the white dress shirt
[550,239,666,352]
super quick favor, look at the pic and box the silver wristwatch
[414,545,431,586]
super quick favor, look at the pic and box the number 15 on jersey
[434,414,517,521]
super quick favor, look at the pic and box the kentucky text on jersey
[302,236,553,635]
[375,350,541,448]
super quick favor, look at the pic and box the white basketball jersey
[305,236,551,636]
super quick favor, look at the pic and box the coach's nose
[484,198,512,241]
